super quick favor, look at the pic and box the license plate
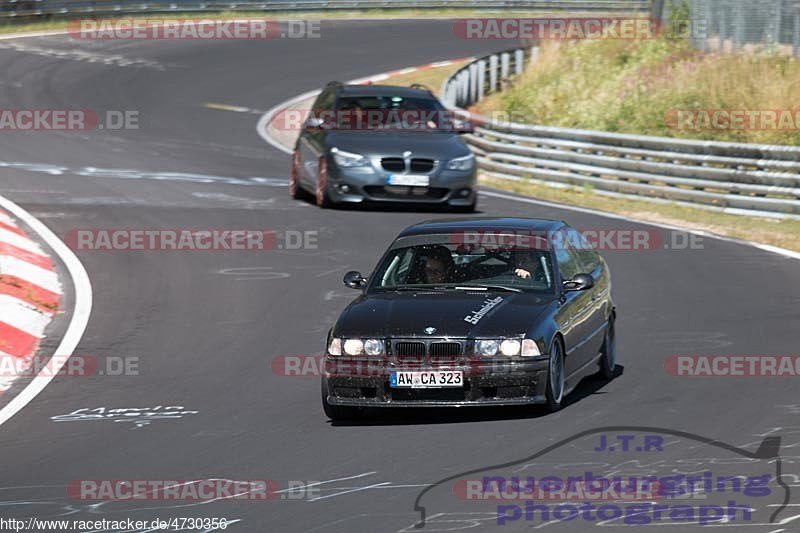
[386,174,429,187]
[390,370,463,388]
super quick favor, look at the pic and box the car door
[567,227,608,358]
[555,239,596,378]
[298,88,334,190]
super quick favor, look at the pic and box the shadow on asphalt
[329,365,625,427]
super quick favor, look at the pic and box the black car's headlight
[328,338,385,356]
[445,153,475,171]
[331,147,370,168]
[475,338,541,357]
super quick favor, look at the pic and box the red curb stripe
[0,241,53,271]
[0,276,59,313]
[0,321,39,358]
[0,220,25,237]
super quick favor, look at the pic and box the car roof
[398,217,567,237]
[337,84,435,99]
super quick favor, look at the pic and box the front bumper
[326,164,477,206]
[323,356,548,407]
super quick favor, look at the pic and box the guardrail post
[476,59,486,101]
[794,6,800,57]
[514,49,524,75]
[489,54,498,94]
[468,62,478,106]
[501,52,510,80]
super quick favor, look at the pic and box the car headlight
[500,339,521,356]
[476,339,500,357]
[446,153,475,171]
[343,339,364,356]
[331,147,370,168]
[328,337,342,356]
[363,339,385,356]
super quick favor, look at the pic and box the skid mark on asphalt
[0,41,170,69]
[218,267,291,281]
[0,160,287,187]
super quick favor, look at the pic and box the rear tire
[596,317,616,380]
[321,379,358,421]
[545,339,565,413]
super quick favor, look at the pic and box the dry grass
[475,38,800,145]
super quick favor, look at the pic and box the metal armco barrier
[441,47,800,219]
[0,0,648,21]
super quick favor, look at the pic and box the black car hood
[324,131,470,159]
[334,291,555,338]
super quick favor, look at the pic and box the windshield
[333,95,454,131]
[369,238,555,293]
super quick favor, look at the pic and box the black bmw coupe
[322,217,617,420]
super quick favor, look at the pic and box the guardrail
[0,0,648,21]
[441,47,800,219]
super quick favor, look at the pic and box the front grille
[429,342,462,363]
[380,158,436,174]
[410,158,435,173]
[395,341,425,363]
[381,158,405,172]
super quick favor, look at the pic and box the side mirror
[563,273,594,292]
[304,116,325,130]
[453,118,474,134]
[343,271,367,289]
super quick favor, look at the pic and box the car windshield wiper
[446,284,523,293]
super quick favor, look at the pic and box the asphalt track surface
[0,19,798,533]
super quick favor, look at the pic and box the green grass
[475,38,800,145]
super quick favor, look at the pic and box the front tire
[315,157,332,208]
[545,339,565,413]
[321,379,358,421]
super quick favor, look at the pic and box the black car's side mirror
[343,271,367,289]
[563,273,594,292]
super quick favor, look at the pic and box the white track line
[0,195,92,428]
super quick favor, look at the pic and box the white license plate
[390,370,463,388]
[386,174,430,187]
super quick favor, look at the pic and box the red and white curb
[0,195,92,427]
[0,209,62,392]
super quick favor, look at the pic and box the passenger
[422,246,455,284]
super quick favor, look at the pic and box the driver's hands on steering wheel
[514,268,532,279]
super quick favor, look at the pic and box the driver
[422,246,455,284]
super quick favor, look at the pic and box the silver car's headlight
[446,153,475,171]
[331,147,370,168]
